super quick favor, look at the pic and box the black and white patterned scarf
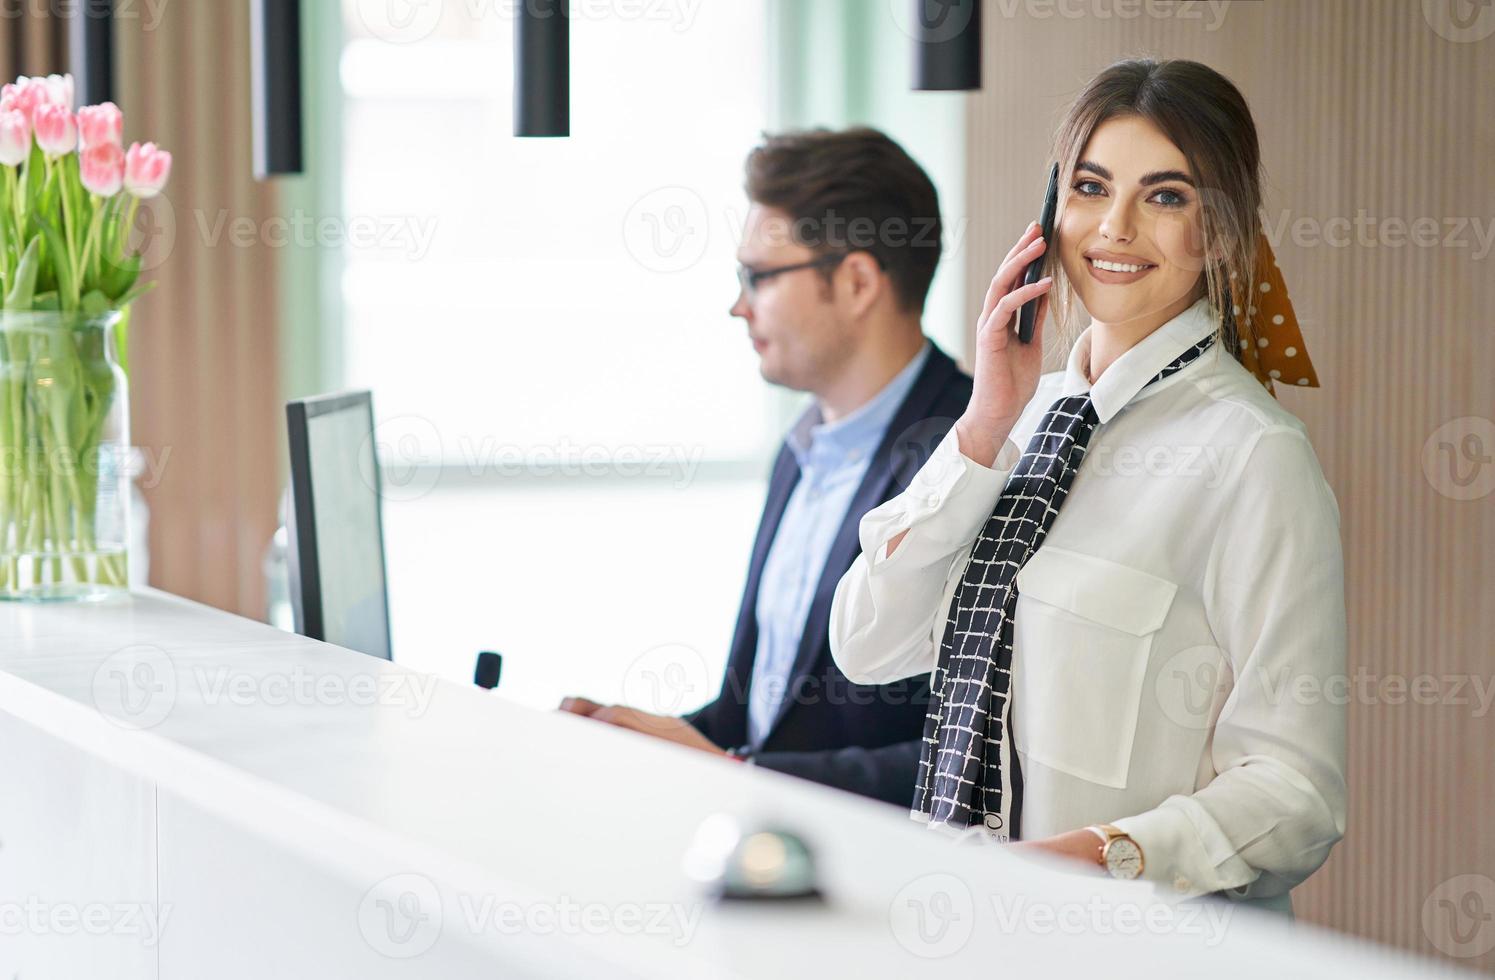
[913,334,1216,838]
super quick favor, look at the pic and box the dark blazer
[687,343,975,806]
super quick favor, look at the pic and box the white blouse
[829,298,1347,913]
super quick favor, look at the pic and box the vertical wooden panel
[0,0,65,80]
[964,0,1494,970]
[114,5,283,618]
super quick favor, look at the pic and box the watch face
[1105,838,1143,879]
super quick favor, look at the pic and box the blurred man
[561,128,971,806]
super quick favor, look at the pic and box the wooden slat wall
[0,0,64,78]
[113,5,283,617]
[963,0,1494,969]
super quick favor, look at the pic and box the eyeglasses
[735,253,851,300]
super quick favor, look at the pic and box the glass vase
[0,311,131,601]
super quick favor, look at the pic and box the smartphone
[1017,162,1059,344]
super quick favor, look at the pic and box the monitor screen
[286,392,393,660]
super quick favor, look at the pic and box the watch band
[1085,824,1112,865]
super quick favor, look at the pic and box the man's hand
[555,698,728,756]
[557,696,605,717]
[593,706,728,755]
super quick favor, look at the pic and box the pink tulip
[0,80,44,125]
[40,73,74,110]
[124,141,171,198]
[77,102,123,150]
[80,141,125,196]
[33,103,76,157]
[0,109,30,167]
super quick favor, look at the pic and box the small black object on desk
[474,652,503,690]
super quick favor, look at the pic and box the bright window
[338,0,775,709]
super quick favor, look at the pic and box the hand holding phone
[956,219,1053,468]
[1018,162,1059,344]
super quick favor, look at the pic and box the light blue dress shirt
[745,342,932,748]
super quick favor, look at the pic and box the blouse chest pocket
[1011,545,1178,789]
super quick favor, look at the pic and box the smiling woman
[1058,115,1215,379]
[830,58,1347,916]
[1045,59,1264,364]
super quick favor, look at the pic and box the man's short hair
[744,127,943,314]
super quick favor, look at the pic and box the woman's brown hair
[1047,58,1263,360]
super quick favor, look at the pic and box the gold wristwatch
[1086,824,1144,880]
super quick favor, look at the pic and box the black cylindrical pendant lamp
[515,0,569,137]
[912,0,982,92]
[250,0,304,178]
[69,0,115,107]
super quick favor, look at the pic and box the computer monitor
[285,391,393,661]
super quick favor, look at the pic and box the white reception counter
[0,590,1449,978]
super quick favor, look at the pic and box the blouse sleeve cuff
[1110,797,1261,901]
[863,428,1018,565]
